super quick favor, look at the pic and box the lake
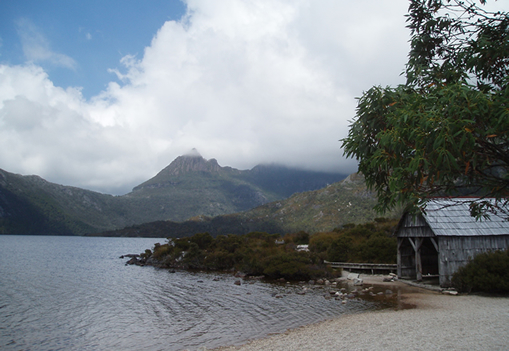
[0,235,397,350]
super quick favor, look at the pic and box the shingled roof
[422,198,509,237]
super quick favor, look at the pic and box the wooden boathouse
[395,198,509,287]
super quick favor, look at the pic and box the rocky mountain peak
[162,150,221,177]
[131,150,225,192]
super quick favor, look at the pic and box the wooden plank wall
[398,237,415,279]
[438,235,509,287]
[397,214,434,237]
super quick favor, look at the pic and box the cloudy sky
[0,0,416,195]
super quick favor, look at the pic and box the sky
[1,0,423,195]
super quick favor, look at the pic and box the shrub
[173,238,191,251]
[345,226,372,239]
[262,252,312,281]
[140,249,152,259]
[203,250,236,270]
[212,234,242,253]
[452,250,509,293]
[190,232,213,250]
[152,243,172,259]
[326,235,353,262]
[309,232,336,255]
[182,242,204,268]
[356,233,397,263]
[293,231,310,245]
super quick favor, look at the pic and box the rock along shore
[214,274,509,351]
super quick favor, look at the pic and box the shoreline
[215,275,509,351]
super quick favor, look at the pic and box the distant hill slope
[0,170,133,235]
[0,151,347,235]
[94,173,402,238]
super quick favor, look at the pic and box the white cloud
[15,18,77,69]
[0,65,154,194]
[0,0,410,194]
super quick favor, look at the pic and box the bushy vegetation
[310,219,397,263]
[143,219,398,281]
[145,231,324,281]
[452,250,509,294]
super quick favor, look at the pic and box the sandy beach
[216,275,509,351]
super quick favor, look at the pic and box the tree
[342,0,509,219]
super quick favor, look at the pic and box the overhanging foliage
[342,0,509,218]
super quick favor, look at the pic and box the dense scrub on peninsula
[139,218,398,281]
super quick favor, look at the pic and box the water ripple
[0,235,398,351]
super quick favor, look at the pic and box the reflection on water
[0,235,405,351]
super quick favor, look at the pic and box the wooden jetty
[324,261,397,274]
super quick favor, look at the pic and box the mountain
[0,151,347,235]
[0,170,134,235]
[125,153,270,221]
[93,173,403,238]
[0,167,195,236]
[126,150,347,221]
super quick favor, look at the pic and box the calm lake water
[0,235,397,351]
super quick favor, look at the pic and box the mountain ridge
[0,152,348,235]
[93,172,402,238]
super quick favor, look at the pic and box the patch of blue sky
[0,0,187,99]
